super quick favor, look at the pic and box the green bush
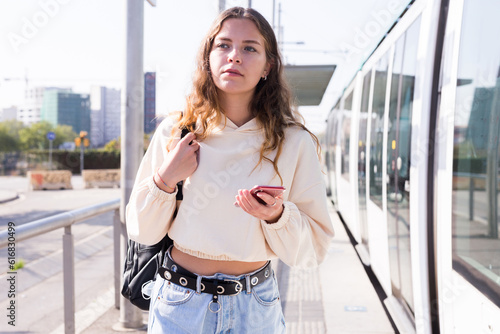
[28,149,121,174]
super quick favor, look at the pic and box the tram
[323,0,500,332]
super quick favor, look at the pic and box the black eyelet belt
[157,257,272,296]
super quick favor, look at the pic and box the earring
[263,75,267,81]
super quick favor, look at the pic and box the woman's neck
[219,91,254,127]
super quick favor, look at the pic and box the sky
[0,0,410,133]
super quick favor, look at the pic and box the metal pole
[469,176,474,221]
[115,0,146,330]
[486,91,499,238]
[113,209,121,309]
[63,226,75,334]
[278,3,282,50]
[272,0,275,30]
[219,0,225,12]
[49,139,53,170]
[79,142,84,174]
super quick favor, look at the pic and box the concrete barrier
[82,169,121,188]
[28,170,73,190]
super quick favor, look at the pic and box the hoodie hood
[214,115,261,133]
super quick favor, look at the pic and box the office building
[0,106,17,122]
[90,86,121,147]
[41,90,91,134]
[17,87,56,125]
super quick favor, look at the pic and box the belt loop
[245,274,251,294]
[196,275,202,295]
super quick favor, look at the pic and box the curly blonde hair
[174,7,320,184]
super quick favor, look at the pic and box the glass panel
[387,17,420,313]
[397,18,419,313]
[452,0,500,307]
[370,54,389,208]
[387,36,405,297]
[359,72,371,246]
[341,93,353,181]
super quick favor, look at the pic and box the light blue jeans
[148,259,286,333]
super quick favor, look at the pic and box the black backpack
[121,126,190,310]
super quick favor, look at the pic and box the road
[0,175,122,333]
[0,175,120,265]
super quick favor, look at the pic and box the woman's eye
[217,43,229,49]
[244,46,257,52]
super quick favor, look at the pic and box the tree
[0,120,24,152]
[54,124,77,148]
[103,138,120,152]
[0,128,18,152]
[19,121,54,150]
[103,133,152,152]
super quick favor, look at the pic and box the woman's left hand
[234,189,284,224]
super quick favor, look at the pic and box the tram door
[366,53,391,294]
[386,18,420,315]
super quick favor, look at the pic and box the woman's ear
[263,62,272,78]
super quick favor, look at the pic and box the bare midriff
[171,246,268,276]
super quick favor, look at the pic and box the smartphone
[250,185,285,205]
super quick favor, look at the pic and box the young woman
[126,7,334,333]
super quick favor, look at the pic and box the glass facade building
[41,90,91,135]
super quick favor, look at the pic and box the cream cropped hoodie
[126,115,334,268]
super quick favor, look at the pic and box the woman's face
[209,18,270,98]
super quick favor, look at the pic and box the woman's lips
[224,69,242,76]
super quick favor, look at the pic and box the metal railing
[0,198,121,334]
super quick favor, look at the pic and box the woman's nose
[227,49,241,63]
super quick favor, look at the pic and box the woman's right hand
[155,132,200,192]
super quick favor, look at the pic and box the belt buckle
[223,279,243,296]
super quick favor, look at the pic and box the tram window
[369,54,389,208]
[386,17,420,314]
[341,92,353,180]
[451,0,500,307]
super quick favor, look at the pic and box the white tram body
[324,0,500,332]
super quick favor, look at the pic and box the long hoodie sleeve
[126,117,178,245]
[260,127,334,268]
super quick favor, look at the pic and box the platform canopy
[284,64,336,106]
